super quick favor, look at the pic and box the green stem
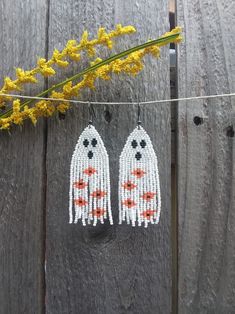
[1,32,180,118]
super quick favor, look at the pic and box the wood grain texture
[177,0,235,313]
[0,0,47,313]
[45,0,171,313]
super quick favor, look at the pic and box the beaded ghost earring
[69,104,113,226]
[119,103,161,227]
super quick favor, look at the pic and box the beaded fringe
[69,125,113,226]
[119,126,161,227]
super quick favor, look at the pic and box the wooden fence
[0,0,234,313]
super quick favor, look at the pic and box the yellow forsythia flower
[3,77,21,91]
[80,31,97,56]
[23,105,37,125]
[15,68,38,83]
[35,101,55,117]
[12,114,23,125]
[57,102,70,113]
[11,100,24,125]
[50,91,65,99]
[158,26,183,45]
[37,58,56,77]
[13,99,21,112]
[63,82,78,97]
[83,72,96,89]
[64,40,81,61]
[96,65,111,80]
[110,24,136,37]
[52,49,69,67]
[0,118,11,129]
[111,59,123,74]
[97,28,113,49]
[145,45,160,58]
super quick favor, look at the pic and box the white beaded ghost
[69,124,113,226]
[119,125,161,227]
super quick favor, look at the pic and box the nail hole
[193,116,203,126]
[226,126,234,138]
[104,110,112,123]
[58,112,66,120]
[0,104,6,111]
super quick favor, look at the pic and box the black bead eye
[88,151,93,159]
[83,139,89,147]
[135,152,142,160]
[131,140,138,148]
[91,138,97,147]
[140,140,146,148]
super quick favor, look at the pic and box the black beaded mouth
[88,151,93,159]
[135,152,142,160]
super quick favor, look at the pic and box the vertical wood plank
[0,1,48,313]
[45,1,171,313]
[177,0,235,313]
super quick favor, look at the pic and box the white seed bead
[69,125,113,226]
[119,126,161,228]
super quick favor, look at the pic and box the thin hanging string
[1,92,235,105]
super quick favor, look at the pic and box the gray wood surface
[45,0,171,313]
[177,0,235,313]
[2,0,235,313]
[0,0,47,313]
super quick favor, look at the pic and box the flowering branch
[0,25,182,130]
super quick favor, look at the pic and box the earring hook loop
[88,101,95,127]
[137,101,141,129]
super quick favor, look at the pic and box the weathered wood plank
[0,1,48,313]
[45,0,171,313]
[177,0,235,313]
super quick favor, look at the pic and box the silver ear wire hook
[88,101,95,127]
[137,101,141,129]
[88,102,92,127]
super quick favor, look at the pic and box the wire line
[1,92,235,105]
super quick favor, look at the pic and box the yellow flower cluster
[0,98,70,129]
[0,26,182,130]
[0,24,136,108]
[158,26,183,45]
